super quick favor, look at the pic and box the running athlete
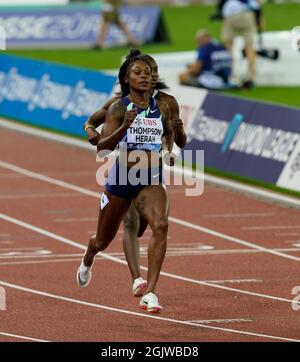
[83,50,186,298]
[77,53,175,312]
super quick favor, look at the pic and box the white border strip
[0,331,49,342]
[0,280,298,342]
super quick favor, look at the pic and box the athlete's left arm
[159,101,174,153]
[165,94,187,148]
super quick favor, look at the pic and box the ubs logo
[135,117,142,127]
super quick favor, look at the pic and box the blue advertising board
[0,54,117,136]
[0,7,164,48]
[186,92,300,184]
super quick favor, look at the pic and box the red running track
[1,127,300,342]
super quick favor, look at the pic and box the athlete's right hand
[123,109,137,128]
[87,128,101,146]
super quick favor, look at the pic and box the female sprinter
[77,53,174,312]
[83,50,186,299]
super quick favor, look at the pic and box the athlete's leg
[122,202,141,281]
[134,185,169,294]
[118,21,137,46]
[137,214,148,238]
[84,191,131,267]
[95,20,109,48]
[244,44,256,82]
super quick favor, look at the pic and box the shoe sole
[76,267,92,288]
[133,282,148,297]
[140,304,162,314]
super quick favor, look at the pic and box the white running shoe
[132,277,148,297]
[139,292,162,313]
[76,256,93,288]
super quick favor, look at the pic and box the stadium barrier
[0,5,169,49]
[1,54,300,194]
[169,86,300,193]
[0,54,117,137]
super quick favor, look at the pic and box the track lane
[1,127,300,341]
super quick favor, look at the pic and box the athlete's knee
[152,217,168,237]
[93,235,112,251]
[123,212,139,233]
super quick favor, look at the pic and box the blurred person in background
[179,29,233,90]
[93,0,138,49]
[221,0,258,88]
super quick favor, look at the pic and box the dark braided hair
[118,49,152,97]
[118,49,169,96]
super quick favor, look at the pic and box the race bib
[126,115,163,151]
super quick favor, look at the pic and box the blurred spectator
[179,29,233,90]
[221,0,257,88]
[93,0,138,49]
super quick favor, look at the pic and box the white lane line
[1,213,299,306]
[0,331,49,342]
[202,279,262,284]
[203,213,274,219]
[0,253,82,260]
[0,193,83,200]
[157,247,300,256]
[169,216,300,263]
[243,226,300,230]
[0,280,298,342]
[277,233,300,236]
[1,247,299,261]
[54,217,98,223]
[0,247,47,252]
[1,247,299,260]
[187,319,253,325]
[1,159,300,264]
[0,258,83,266]
[2,117,300,208]
[0,160,99,198]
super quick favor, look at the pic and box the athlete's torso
[119,96,164,153]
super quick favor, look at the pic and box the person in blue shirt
[179,29,233,90]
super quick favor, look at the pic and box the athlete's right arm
[84,96,120,146]
[97,99,137,155]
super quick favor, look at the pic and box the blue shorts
[105,160,163,200]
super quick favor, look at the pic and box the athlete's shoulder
[107,98,127,118]
[104,95,121,110]
[156,98,171,115]
[157,91,175,101]
[157,91,178,108]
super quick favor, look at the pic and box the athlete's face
[127,60,152,92]
[147,58,159,87]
